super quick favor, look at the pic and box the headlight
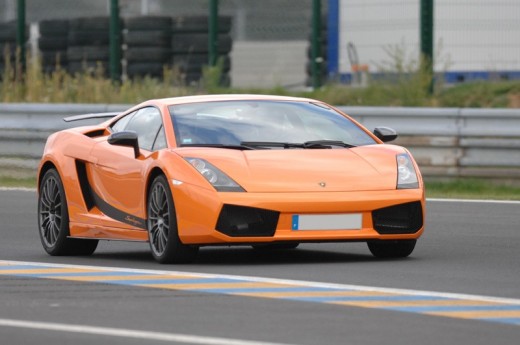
[396,153,419,189]
[185,158,245,192]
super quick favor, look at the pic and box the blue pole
[327,0,339,79]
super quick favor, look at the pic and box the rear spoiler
[63,112,121,123]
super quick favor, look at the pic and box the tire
[41,50,68,65]
[38,169,98,256]
[38,37,68,50]
[171,34,232,54]
[68,31,109,46]
[39,20,69,36]
[305,60,328,76]
[124,30,171,46]
[306,44,328,59]
[252,243,300,251]
[172,54,230,73]
[126,62,164,78]
[147,175,198,264]
[67,46,109,61]
[367,239,417,258]
[0,43,16,56]
[0,22,16,41]
[124,16,172,31]
[68,61,109,76]
[69,17,111,31]
[125,47,171,63]
[172,16,232,33]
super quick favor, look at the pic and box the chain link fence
[1,0,519,87]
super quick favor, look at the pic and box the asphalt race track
[0,188,519,345]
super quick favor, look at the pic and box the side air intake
[216,204,279,237]
[372,201,423,234]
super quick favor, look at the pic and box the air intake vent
[372,201,423,234]
[216,204,279,237]
[84,129,106,138]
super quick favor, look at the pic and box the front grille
[372,201,423,234]
[216,204,279,237]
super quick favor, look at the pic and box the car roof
[150,94,319,107]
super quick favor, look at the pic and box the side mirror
[373,127,398,143]
[108,131,140,158]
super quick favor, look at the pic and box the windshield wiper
[180,143,255,150]
[240,141,303,149]
[303,140,356,148]
[240,141,356,149]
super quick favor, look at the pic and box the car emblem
[319,182,326,188]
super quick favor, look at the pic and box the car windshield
[168,100,376,149]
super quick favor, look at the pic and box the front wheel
[147,175,199,264]
[367,239,416,258]
[38,168,98,256]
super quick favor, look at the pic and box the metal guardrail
[1,103,520,179]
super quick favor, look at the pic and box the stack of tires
[38,20,69,74]
[123,16,172,79]
[67,17,110,76]
[0,21,28,75]
[171,16,232,86]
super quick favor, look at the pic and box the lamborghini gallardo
[37,94,425,263]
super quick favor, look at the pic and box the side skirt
[69,222,149,242]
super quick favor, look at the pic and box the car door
[87,106,167,230]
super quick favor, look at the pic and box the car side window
[124,107,164,151]
[111,111,136,133]
[110,107,166,151]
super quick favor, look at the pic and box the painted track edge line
[2,260,520,306]
[0,318,296,345]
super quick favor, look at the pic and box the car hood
[175,145,405,192]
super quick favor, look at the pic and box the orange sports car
[37,94,425,263]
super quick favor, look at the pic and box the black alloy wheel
[147,175,198,264]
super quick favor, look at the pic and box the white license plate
[291,214,362,231]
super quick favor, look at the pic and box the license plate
[291,214,362,231]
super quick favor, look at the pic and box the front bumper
[171,183,425,245]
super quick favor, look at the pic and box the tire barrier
[66,16,112,77]
[171,16,233,86]
[0,21,29,75]
[3,16,233,85]
[38,20,69,74]
[123,16,172,79]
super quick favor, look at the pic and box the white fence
[1,103,520,180]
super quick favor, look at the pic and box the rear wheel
[367,239,416,258]
[38,168,98,256]
[147,175,199,264]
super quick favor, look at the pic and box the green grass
[2,55,520,107]
[425,179,520,200]
[1,175,519,200]
[0,176,36,189]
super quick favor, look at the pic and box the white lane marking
[427,198,520,205]
[0,318,295,345]
[2,186,519,204]
[3,260,520,306]
[0,187,36,192]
